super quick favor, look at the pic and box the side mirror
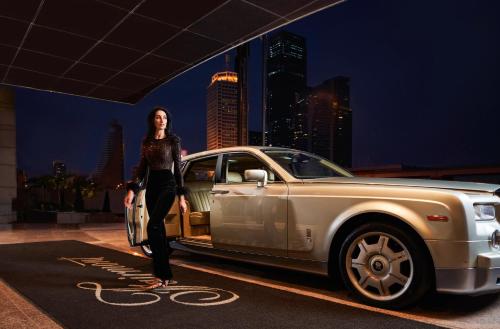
[244,169,268,187]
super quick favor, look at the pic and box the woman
[124,106,187,289]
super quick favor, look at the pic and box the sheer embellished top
[126,135,186,195]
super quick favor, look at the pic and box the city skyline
[263,30,353,168]
[9,0,500,178]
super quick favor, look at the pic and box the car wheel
[339,222,432,309]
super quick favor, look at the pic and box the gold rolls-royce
[126,146,500,309]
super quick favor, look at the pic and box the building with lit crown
[207,71,239,150]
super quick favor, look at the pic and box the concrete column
[0,86,17,226]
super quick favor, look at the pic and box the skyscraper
[93,120,124,189]
[265,31,307,147]
[307,77,352,167]
[235,44,249,146]
[206,71,239,150]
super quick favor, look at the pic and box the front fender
[323,198,458,256]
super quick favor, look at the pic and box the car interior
[182,160,215,241]
[181,153,280,241]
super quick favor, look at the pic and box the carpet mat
[0,240,439,329]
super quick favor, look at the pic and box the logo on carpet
[59,257,239,307]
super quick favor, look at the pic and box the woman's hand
[179,195,187,214]
[124,190,135,209]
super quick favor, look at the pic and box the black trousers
[145,169,176,280]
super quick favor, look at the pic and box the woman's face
[154,110,167,131]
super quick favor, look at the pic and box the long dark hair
[145,106,173,141]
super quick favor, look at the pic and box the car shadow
[172,250,500,315]
[172,250,336,290]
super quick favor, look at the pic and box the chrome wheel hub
[346,232,414,301]
[369,255,389,276]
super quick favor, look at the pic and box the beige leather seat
[185,180,212,236]
[227,171,242,183]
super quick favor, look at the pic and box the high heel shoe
[146,279,165,290]
[164,279,177,286]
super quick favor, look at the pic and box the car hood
[303,177,500,194]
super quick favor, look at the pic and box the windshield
[262,149,353,179]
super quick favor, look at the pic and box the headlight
[474,204,496,221]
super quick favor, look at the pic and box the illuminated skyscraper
[93,120,124,189]
[265,31,307,147]
[206,71,239,150]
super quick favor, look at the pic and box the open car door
[125,189,182,253]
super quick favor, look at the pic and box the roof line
[132,0,346,105]
[55,0,148,87]
[241,0,289,21]
[2,0,45,83]
[84,0,233,99]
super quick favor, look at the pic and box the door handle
[210,190,229,194]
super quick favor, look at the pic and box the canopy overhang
[0,0,344,104]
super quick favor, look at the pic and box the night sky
[12,0,500,178]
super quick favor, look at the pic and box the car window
[222,153,281,184]
[184,156,218,183]
[262,149,353,178]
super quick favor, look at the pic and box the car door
[125,189,148,246]
[210,152,288,256]
[125,187,181,247]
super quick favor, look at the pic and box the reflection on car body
[126,146,500,308]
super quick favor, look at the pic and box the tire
[339,222,432,309]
